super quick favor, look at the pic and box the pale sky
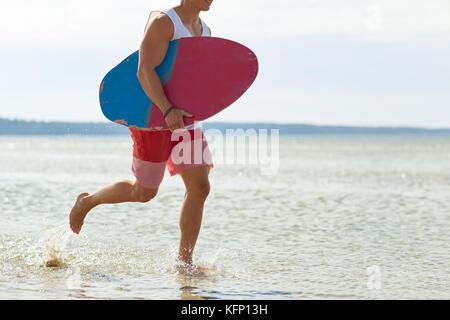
[0,0,449,128]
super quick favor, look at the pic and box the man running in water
[69,0,214,274]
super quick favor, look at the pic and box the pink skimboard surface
[99,37,259,130]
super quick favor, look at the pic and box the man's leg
[177,165,211,266]
[69,180,158,234]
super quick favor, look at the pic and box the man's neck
[174,4,200,26]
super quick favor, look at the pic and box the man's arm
[137,14,192,131]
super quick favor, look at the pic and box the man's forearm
[137,68,172,114]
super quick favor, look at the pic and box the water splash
[40,224,73,268]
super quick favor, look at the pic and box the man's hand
[164,107,193,132]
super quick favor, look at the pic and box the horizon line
[1,116,450,131]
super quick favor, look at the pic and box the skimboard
[99,37,258,130]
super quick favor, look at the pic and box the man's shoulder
[151,12,173,28]
[145,12,173,37]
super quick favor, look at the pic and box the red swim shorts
[129,127,213,189]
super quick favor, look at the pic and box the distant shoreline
[1,118,450,135]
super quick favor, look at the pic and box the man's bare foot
[175,262,211,276]
[69,192,91,234]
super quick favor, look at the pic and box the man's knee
[136,189,158,203]
[133,182,158,203]
[187,181,210,200]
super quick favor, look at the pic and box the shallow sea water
[0,134,449,299]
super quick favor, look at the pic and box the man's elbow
[136,68,146,81]
[137,66,153,81]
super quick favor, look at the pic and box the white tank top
[145,7,211,39]
[144,8,211,130]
